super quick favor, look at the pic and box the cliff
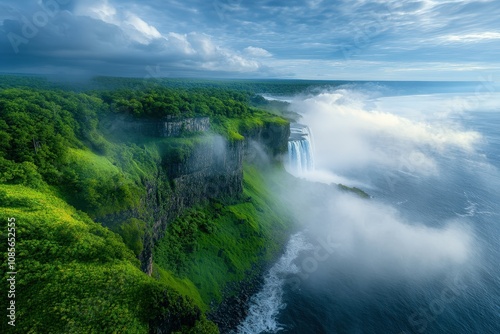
[139,137,244,274]
[160,116,210,137]
[118,116,211,137]
[243,121,290,157]
[136,118,289,275]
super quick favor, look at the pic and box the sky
[0,0,499,81]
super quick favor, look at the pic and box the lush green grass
[66,148,121,175]
[59,148,143,217]
[0,184,218,334]
[212,110,289,142]
[152,265,206,311]
[154,165,293,304]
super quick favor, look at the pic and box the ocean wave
[235,233,313,334]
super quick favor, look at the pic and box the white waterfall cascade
[286,124,314,175]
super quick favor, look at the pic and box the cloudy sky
[0,0,499,80]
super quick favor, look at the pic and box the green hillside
[0,78,293,333]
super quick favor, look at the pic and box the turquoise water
[238,83,500,334]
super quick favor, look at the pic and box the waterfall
[286,124,314,175]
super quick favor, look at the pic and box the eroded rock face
[118,117,210,137]
[158,117,210,137]
[243,122,290,158]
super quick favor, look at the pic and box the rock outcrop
[159,117,210,137]
[243,121,290,157]
[119,116,210,137]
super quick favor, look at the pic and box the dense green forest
[0,81,287,212]
[0,74,346,95]
[0,76,295,333]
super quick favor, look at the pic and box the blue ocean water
[238,83,500,334]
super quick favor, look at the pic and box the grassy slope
[60,148,141,214]
[0,184,148,333]
[0,184,217,333]
[0,124,291,333]
[0,154,294,333]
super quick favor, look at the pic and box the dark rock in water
[208,267,265,334]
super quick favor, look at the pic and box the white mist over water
[292,89,484,179]
[285,87,481,275]
[300,194,474,279]
[236,84,500,333]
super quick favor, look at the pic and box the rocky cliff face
[119,117,210,137]
[159,117,210,137]
[243,121,290,158]
[168,139,243,204]
[136,119,289,275]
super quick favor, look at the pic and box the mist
[276,86,484,282]
[236,85,500,333]
[290,88,484,179]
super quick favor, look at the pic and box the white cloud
[319,195,473,276]
[205,49,260,72]
[75,0,161,44]
[188,32,218,58]
[75,0,117,24]
[442,32,500,43]
[307,0,324,9]
[124,13,162,43]
[244,46,273,58]
[3,0,498,79]
[165,32,195,55]
[276,172,475,281]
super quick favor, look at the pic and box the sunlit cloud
[123,14,162,43]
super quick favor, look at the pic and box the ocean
[236,82,500,334]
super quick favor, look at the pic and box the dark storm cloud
[0,0,498,79]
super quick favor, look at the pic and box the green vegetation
[0,85,286,214]
[96,86,289,141]
[0,185,217,333]
[89,77,345,96]
[0,76,293,333]
[98,87,250,119]
[118,218,147,257]
[0,76,370,333]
